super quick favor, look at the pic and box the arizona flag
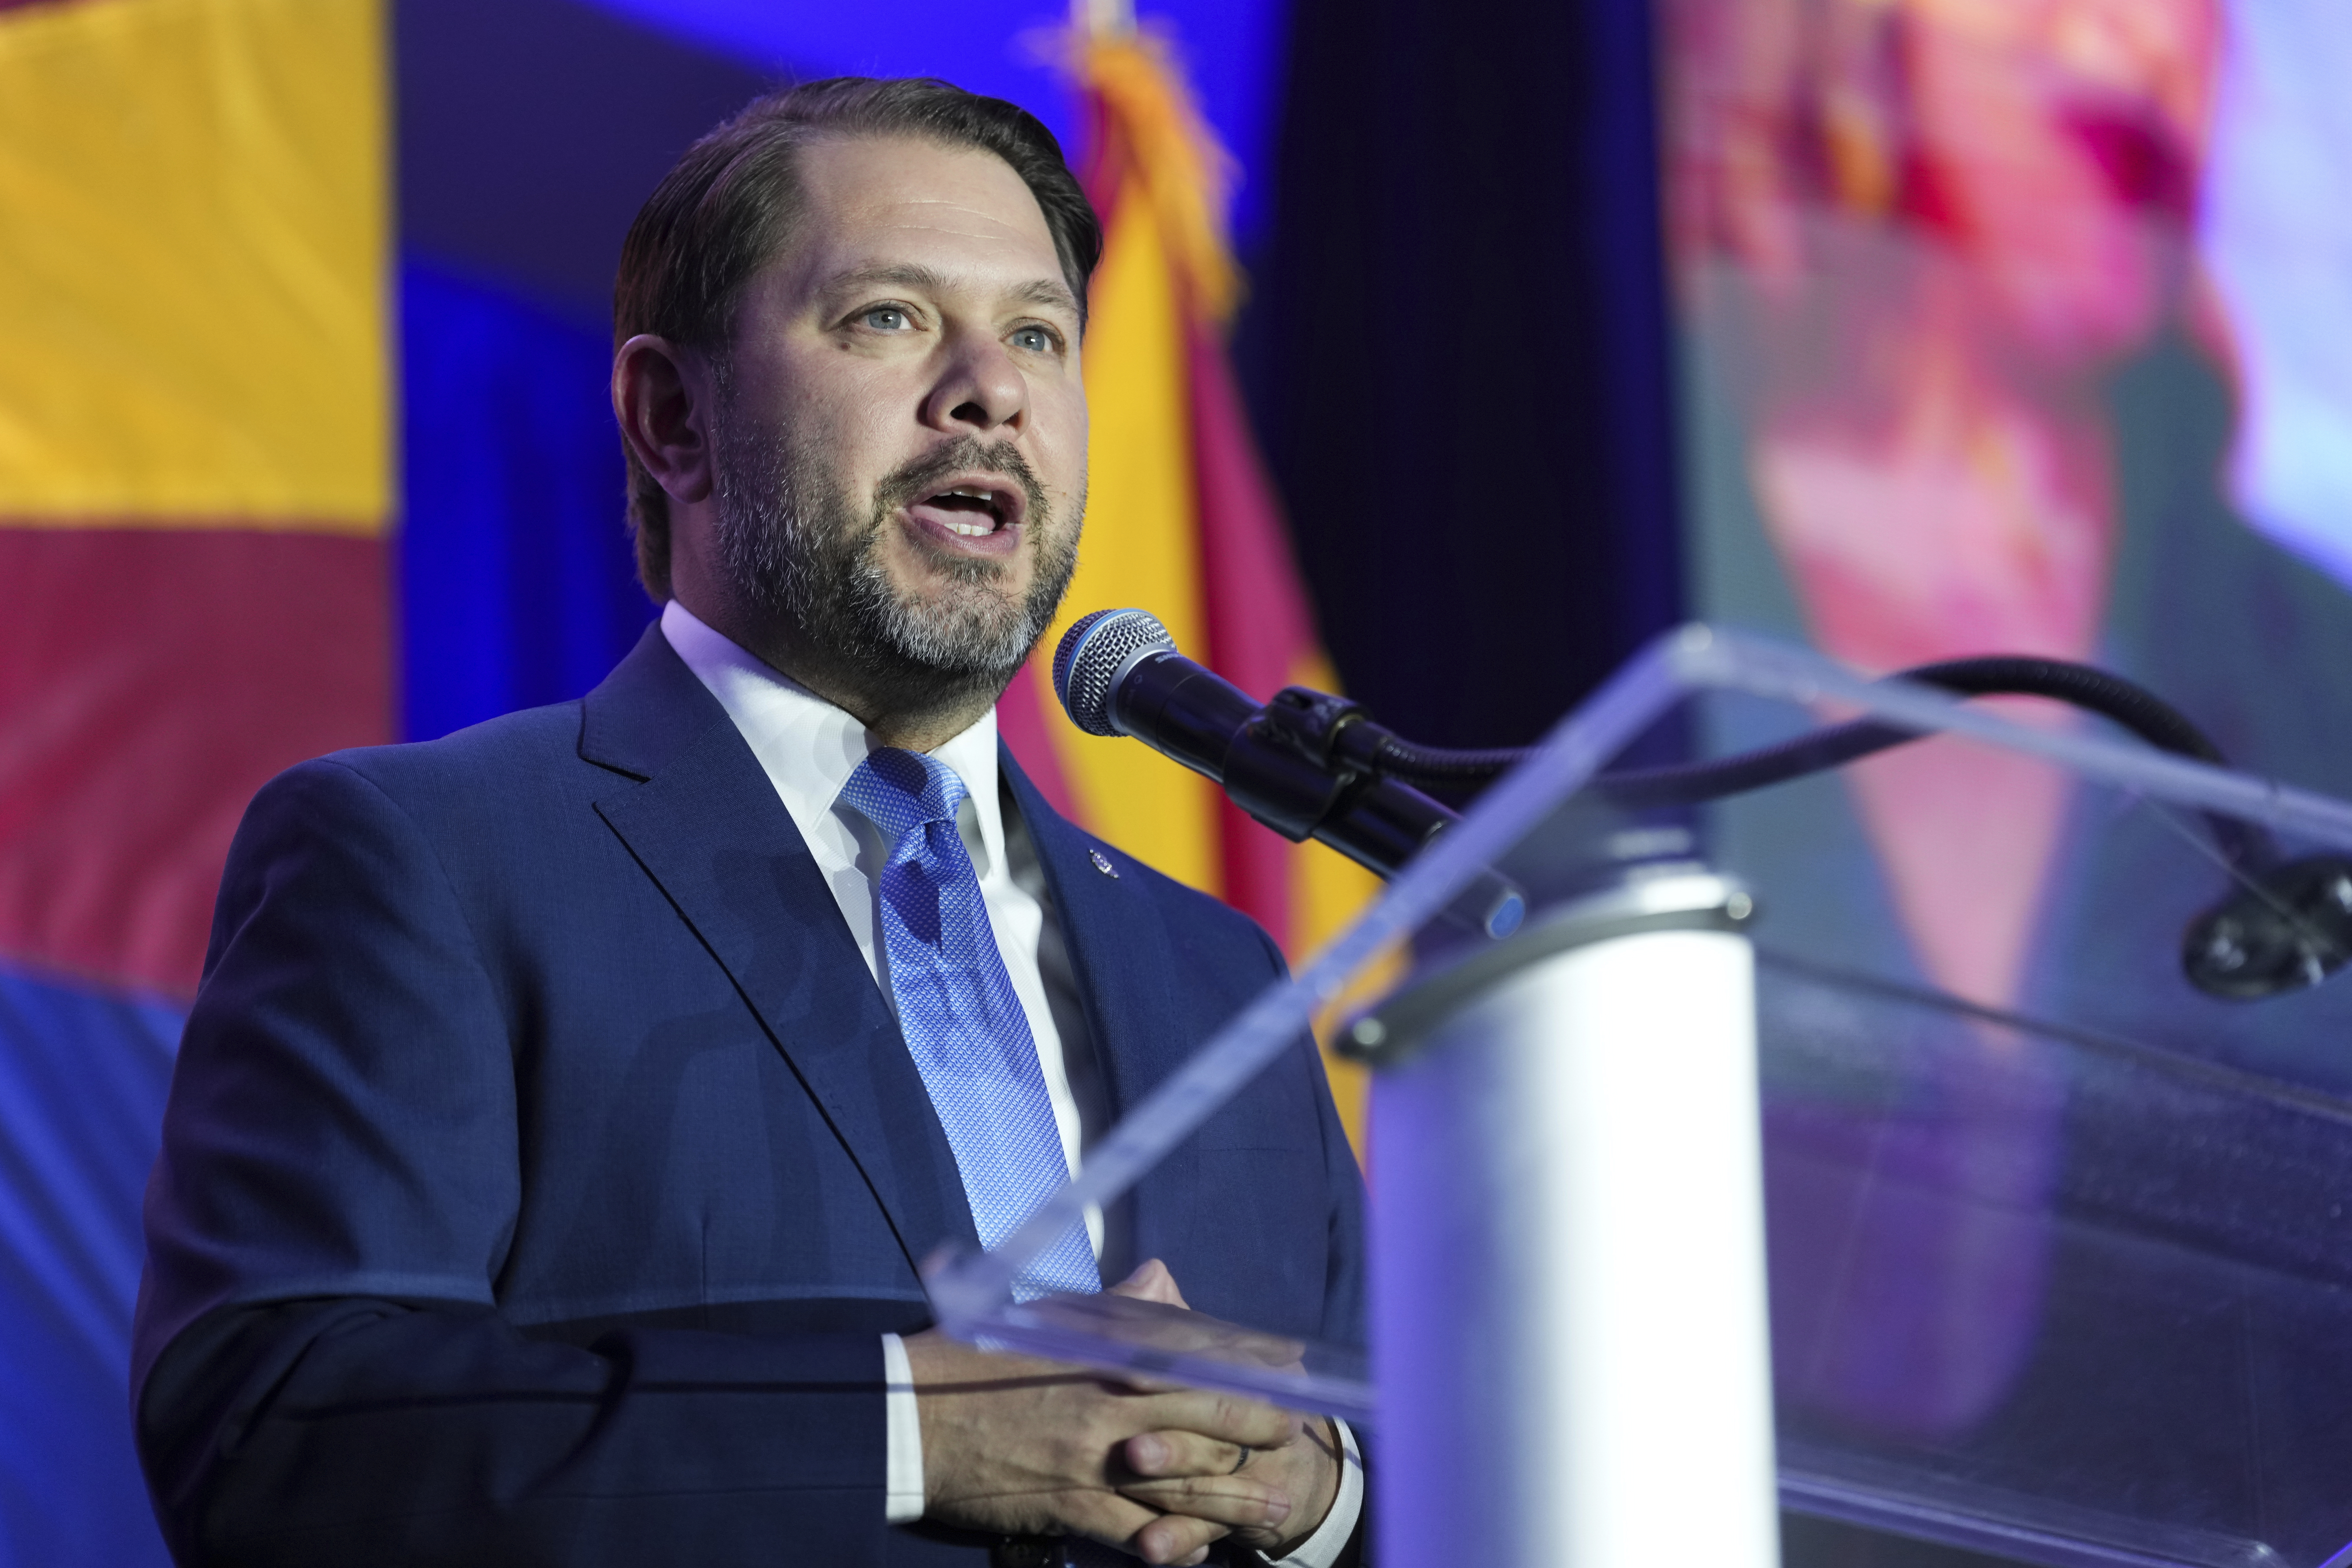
[0,1,389,1561]
[993,20,1380,1143]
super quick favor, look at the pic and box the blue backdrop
[399,261,650,742]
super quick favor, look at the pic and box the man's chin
[872,596,1041,680]
[849,536,1074,689]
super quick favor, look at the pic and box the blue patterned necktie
[841,748,1101,1301]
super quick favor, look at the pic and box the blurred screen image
[1664,0,2352,1022]
[1661,0,2352,1466]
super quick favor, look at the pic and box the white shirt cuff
[882,1333,924,1524]
[1268,1418,1363,1568]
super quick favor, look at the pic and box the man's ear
[612,334,715,505]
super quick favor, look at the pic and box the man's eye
[1011,325,1059,354]
[860,305,912,331]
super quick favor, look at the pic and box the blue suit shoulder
[205,696,658,990]
[227,700,599,872]
[291,697,596,809]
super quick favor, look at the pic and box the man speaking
[132,79,1366,1567]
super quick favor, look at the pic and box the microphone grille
[1053,608,1176,736]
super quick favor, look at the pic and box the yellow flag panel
[1044,188,1223,894]
[0,0,387,529]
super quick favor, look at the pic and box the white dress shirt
[662,601,1361,1566]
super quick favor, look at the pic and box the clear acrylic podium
[925,626,2352,1568]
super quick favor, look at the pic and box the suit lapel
[582,626,980,1277]
[1002,750,1203,1276]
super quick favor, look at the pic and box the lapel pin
[1088,847,1119,878]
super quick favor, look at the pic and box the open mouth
[905,476,1026,546]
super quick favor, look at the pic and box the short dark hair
[612,77,1103,601]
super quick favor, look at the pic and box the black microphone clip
[1222,687,1368,841]
[2182,854,2352,1000]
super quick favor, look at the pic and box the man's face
[705,134,1088,698]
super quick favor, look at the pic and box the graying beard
[711,415,1076,685]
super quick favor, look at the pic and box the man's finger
[1066,1492,1191,1557]
[1130,1389,1298,1451]
[1109,1258,1190,1308]
[1124,1428,1247,1480]
[1120,1474,1294,1532]
[1125,1510,1229,1566]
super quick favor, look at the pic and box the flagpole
[1071,0,1134,40]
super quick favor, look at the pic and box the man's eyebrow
[1007,278,1083,318]
[819,262,951,299]
[818,262,1080,318]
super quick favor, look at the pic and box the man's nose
[920,328,1029,434]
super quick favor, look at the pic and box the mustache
[871,437,1049,524]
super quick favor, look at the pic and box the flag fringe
[1073,30,1244,323]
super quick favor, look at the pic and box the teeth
[923,486,1004,537]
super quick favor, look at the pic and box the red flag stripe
[0,527,388,996]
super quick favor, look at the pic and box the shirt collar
[659,598,1007,874]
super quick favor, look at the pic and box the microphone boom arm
[1052,609,2350,1000]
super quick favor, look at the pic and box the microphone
[1052,608,1525,939]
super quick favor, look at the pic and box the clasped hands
[905,1260,1342,1565]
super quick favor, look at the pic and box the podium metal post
[1359,869,1779,1568]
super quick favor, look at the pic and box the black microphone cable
[1339,653,2348,1002]
[1347,656,2268,869]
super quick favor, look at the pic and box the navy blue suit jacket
[132,625,1366,1566]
